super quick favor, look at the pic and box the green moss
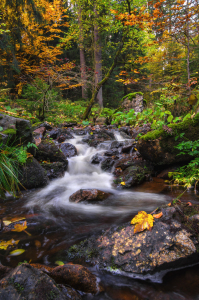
[2,128,16,135]
[121,92,143,102]
[140,114,199,141]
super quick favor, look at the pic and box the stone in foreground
[69,189,112,203]
[70,208,198,277]
[0,264,77,300]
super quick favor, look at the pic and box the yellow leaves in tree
[0,239,19,250]
[131,211,154,234]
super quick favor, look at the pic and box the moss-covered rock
[137,114,199,166]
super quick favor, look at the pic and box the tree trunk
[186,0,191,95]
[78,6,87,99]
[94,5,103,108]
[83,36,125,119]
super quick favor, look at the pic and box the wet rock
[119,131,132,140]
[49,128,61,139]
[69,189,112,203]
[60,129,74,140]
[82,130,115,148]
[35,140,68,164]
[114,161,154,188]
[60,143,77,158]
[74,215,197,276]
[101,157,115,172]
[91,153,104,164]
[73,129,87,135]
[110,141,124,149]
[50,264,98,294]
[0,265,12,280]
[57,135,67,143]
[0,264,73,300]
[41,162,68,179]
[104,149,119,156]
[121,143,135,154]
[18,158,48,189]
[33,126,46,137]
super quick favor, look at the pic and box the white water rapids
[26,132,167,216]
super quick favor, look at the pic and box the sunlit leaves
[131,211,154,234]
[0,239,19,250]
[9,249,25,256]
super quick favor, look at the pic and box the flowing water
[1,132,199,299]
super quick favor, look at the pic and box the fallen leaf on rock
[0,239,19,250]
[9,249,25,256]
[186,202,192,206]
[168,203,172,206]
[3,216,26,226]
[55,261,64,266]
[121,182,126,186]
[11,221,27,232]
[131,211,154,234]
[11,221,31,236]
[153,212,163,219]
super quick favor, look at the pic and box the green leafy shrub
[169,140,199,189]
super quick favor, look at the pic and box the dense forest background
[0,0,198,123]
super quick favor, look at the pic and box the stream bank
[1,119,199,299]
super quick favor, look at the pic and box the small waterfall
[26,133,167,216]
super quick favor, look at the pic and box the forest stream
[1,132,199,300]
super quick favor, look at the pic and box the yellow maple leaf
[131,211,154,234]
[0,239,19,250]
[11,221,27,232]
[121,182,126,185]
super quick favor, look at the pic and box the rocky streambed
[1,116,199,299]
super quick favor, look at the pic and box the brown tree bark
[94,5,103,108]
[78,6,87,99]
[83,36,125,120]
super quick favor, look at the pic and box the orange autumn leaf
[131,211,154,234]
[168,203,172,206]
[186,202,192,206]
[11,221,27,232]
[153,211,163,219]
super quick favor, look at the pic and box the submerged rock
[69,189,112,203]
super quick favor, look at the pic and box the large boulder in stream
[113,160,154,188]
[60,143,77,158]
[18,157,48,189]
[69,189,112,203]
[0,264,81,300]
[35,139,68,165]
[68,205,199,278]
[137,115,199,166]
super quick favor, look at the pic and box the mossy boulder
[137,114,199,166]
[0,113,33,146]
[121,92,144,113]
